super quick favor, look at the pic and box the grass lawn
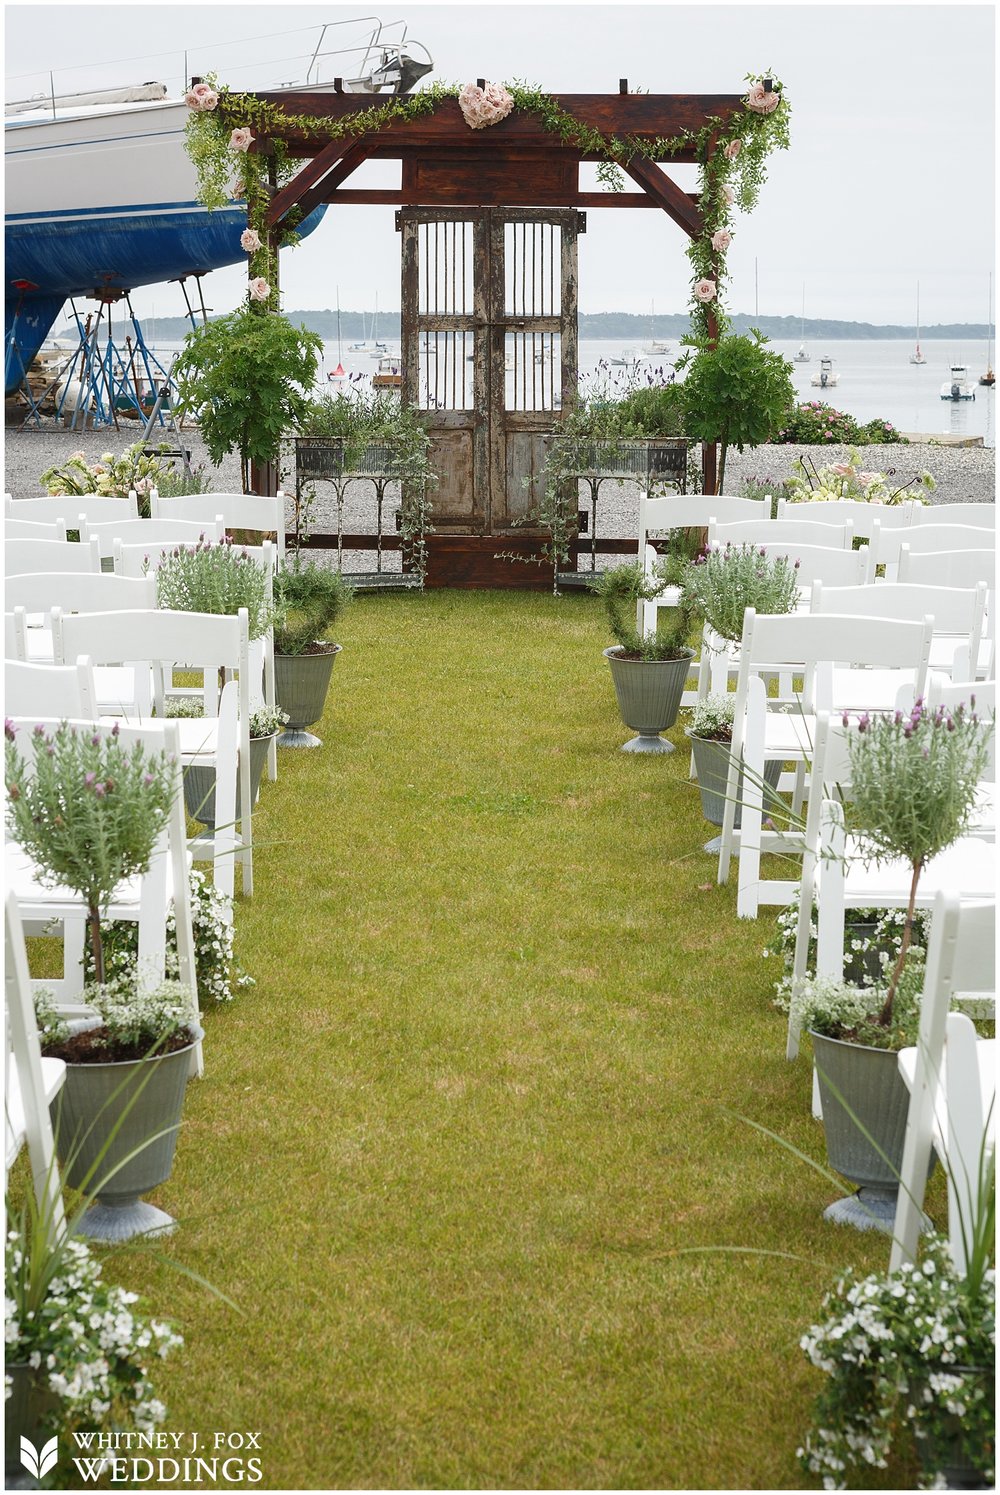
[85,589,928,1489]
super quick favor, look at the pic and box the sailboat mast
[336,284,342,362]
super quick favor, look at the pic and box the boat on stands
[810,356,839,389]
[940,365,976,401]
[4,20,433,391]
[909,282,927,364]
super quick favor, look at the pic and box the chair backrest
[757,540,872,589]
[776,497,915,540]
[4,570,158,618]
[740,606,934,675]
[53,606,248,683]
[6,516,68,542]
[82,516,223,557]
[5,890,67,1237]
[5,656,97,720]
[112,537,224,577]
[880,521,996,558]
[811,579,988,639]
[152,492,286,563]
[5,537,102,577]
[908,502,996,528]
[710,517,853,551]
[640,492,767,546]
[897,545,996,590]
[890,893,996,1275]
[5,493,140,524]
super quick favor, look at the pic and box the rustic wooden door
[398,207,584,535]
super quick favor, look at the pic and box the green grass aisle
[131,590,912,1490]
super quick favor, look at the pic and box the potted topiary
[789,698,992,1229]
[685,693,782,851]
[589,562,695,753]
[4,719,202,1241]
[676,330,796,495]
[273,561,352,748]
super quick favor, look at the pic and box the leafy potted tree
[273,561,352,748]
[677,330,796,495]
[589,562,695,753]
[171,306,323,494]
[790,699,992,1229]
[4,720,202,1242]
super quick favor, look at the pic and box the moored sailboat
[980,272,995,387]
[794,285,810,362]
[909,282,926,365]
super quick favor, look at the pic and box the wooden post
[250,155,281,497]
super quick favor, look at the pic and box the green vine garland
[185,71,790,335]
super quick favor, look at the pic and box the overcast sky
[5,1,996,327]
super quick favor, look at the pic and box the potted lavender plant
[790,698,992,1230]
[4,720,202,1241]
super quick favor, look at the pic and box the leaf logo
[20,1435,59,1481]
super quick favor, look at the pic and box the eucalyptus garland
[184,71,790,332]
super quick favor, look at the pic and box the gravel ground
[5,423,995,559]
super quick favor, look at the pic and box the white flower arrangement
[799,1236,995,1489]
[687,693,736,743]
[784,448,936,507]
[5,1229,182,1443]
[765,894,929,1014]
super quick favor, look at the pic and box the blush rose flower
[721,184,736,206]
[858,472,880,487]
[710,229,732,252]
[248,278,271,303]
[229,127,254,153]
[693,279,717,304]
[458,81,514,130]
[240,228,262,254]
[745,82,779,115]
[185,82,219,112]
[830,462,854,477]
[723,139,742,160]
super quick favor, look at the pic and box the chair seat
[897,1039,996,1153]
[837,834,995,903]
[5,1057,66,1169]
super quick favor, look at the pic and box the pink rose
[185,82,219,112]
[723,139,742,160]
[248,277,271,302]
[458,81,514,130]
[229,127,254,153]
[721,184,735,205]
[830,462,854,477]
[240,228,262,253]
[693,279,717,304]
[745,82,779,115]
[857,472,880,487]
[710,229,732,252]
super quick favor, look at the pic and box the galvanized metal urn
[603,646,693,754]
[274,644,341,749]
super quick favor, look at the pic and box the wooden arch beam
[267,138,372,228]
[624,158,702,238]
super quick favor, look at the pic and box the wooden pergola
[238,86,744,582]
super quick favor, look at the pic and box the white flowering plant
[687,693,737,743]
[85,868,253,1005]
[39,442,177,513]
[765,895,930,1014]
[5,1214,182,1451]
[784,448,936,506]
[799,1235,995,1489]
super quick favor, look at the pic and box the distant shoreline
[65,312,996,343]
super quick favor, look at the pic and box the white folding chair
[5,890,67,1239]
[6,537,102,577]
[718,610,935,918]
[82,516,223,559]
[5,657,97,720]
[891,894,996,1275]
[874,521,996,581]
[53,609,254,897]
[5,717,202,1074]
[907,502,996,529]
[6,493,140,525]
[5,572,158,667]
[5,609,27,661]
[709,517,853,552]
[775,496,917,543]
[811,580,988,686]
[6,517,68,542]
[152,491,287,565]
[787,713,995,1059]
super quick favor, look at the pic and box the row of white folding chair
[891,893,996,1277]
[151,490,287,565]
[6,571,158,658]
[5,716,203,1076]
[786,712,995,1059]
[908,501,996,527]
[51,608,255,897]
[716,610,936,918]
[82,516,224,559]
[871,519,995,578]
[6,536,102,577]
[6,890,67,1240]
[810,580,989,686]
[7,516,69,542]
[6,492,140,524]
